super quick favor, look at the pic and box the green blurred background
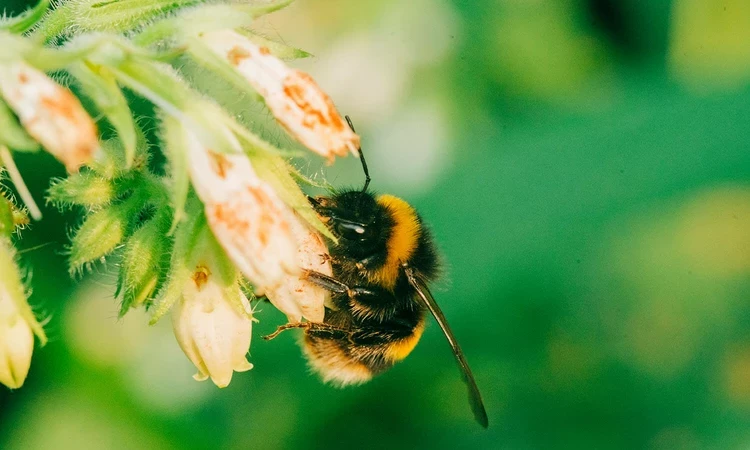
[2,0,750,448]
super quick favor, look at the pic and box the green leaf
[69,62,137,168]
[0,100,39,152]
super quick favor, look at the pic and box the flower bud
[172,265,254,388]
[199,30,360,162]
[0,61,99,171]
[264,222,331,323]
[47,171,115,210]
[117,213,170,316]
[68,189,149,272]
[0,194,13,238]
[68,206,127,272]
[185,128,301,294]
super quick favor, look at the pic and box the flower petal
[200,30,360,162]
[186,130,301,293]
[0,62,99,171]
[0,288,34,389]
[172,267,254,388]
[265,222,331,323]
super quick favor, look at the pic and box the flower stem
[0,146,42,221]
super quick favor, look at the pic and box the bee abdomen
[302,318,425,386]
[302,335,375,387]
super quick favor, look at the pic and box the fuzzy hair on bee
[263,117,488,428]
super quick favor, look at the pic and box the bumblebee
[264,118,488,427]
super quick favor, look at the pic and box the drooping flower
[185,128,302,294]
[264,221,332,323]
[0,238,46,389]
[171,264,254,388]
[0,61,99,171]
[199,29,360,162]
[0,286,34,389]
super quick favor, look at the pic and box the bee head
[308,190,391,260]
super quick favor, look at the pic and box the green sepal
[134,3,256,49]
[68,189,148,273]
[47,171,115,210]
[0,238,47,344]
[105,56,241,157]
[0,0,50,35]
[0,194,13,238]
[249,151,336,242]
[149,196,202,324]
[32,0,202,44]
[160,115,189,233]
[243,0,294,18]
[0,100,39,152]
[194,215,237,288]
[238,30,312,60]
[185,35,263,103]
[69,62,137,168]
[116,210,171,316]
[288,163,332,189]
[89,133,148,180]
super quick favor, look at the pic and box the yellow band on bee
[374,195,420,290]
[384,320,425,361]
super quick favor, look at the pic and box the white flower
[0,61,99,172]
[199,30,360,162]
[185,129,301,294]
[264,222,332,323]
[0,286,34,390]
[172,265,254,388]
[0,238,44,390]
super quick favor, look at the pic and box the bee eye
[335,221,369,240]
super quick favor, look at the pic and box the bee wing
[405,267,489,428]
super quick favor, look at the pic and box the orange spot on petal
[282,71,346,132]
[227,46,251,66]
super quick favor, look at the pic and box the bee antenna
[346,115,371,192]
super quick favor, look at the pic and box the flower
[0,238,45,390]
[0,61,99,171]
[172,265,254,388]
[264,221,332,323]
[0,285,34,389]
[199,30,360,162]
[185,128,301,294]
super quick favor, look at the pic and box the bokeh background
[2,0,750,448]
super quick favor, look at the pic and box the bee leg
[302,270,351,295]
[262,322,310,340]
[262,321,348,341]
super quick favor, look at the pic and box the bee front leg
[302,270,352,295]
[262,321,348,341]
